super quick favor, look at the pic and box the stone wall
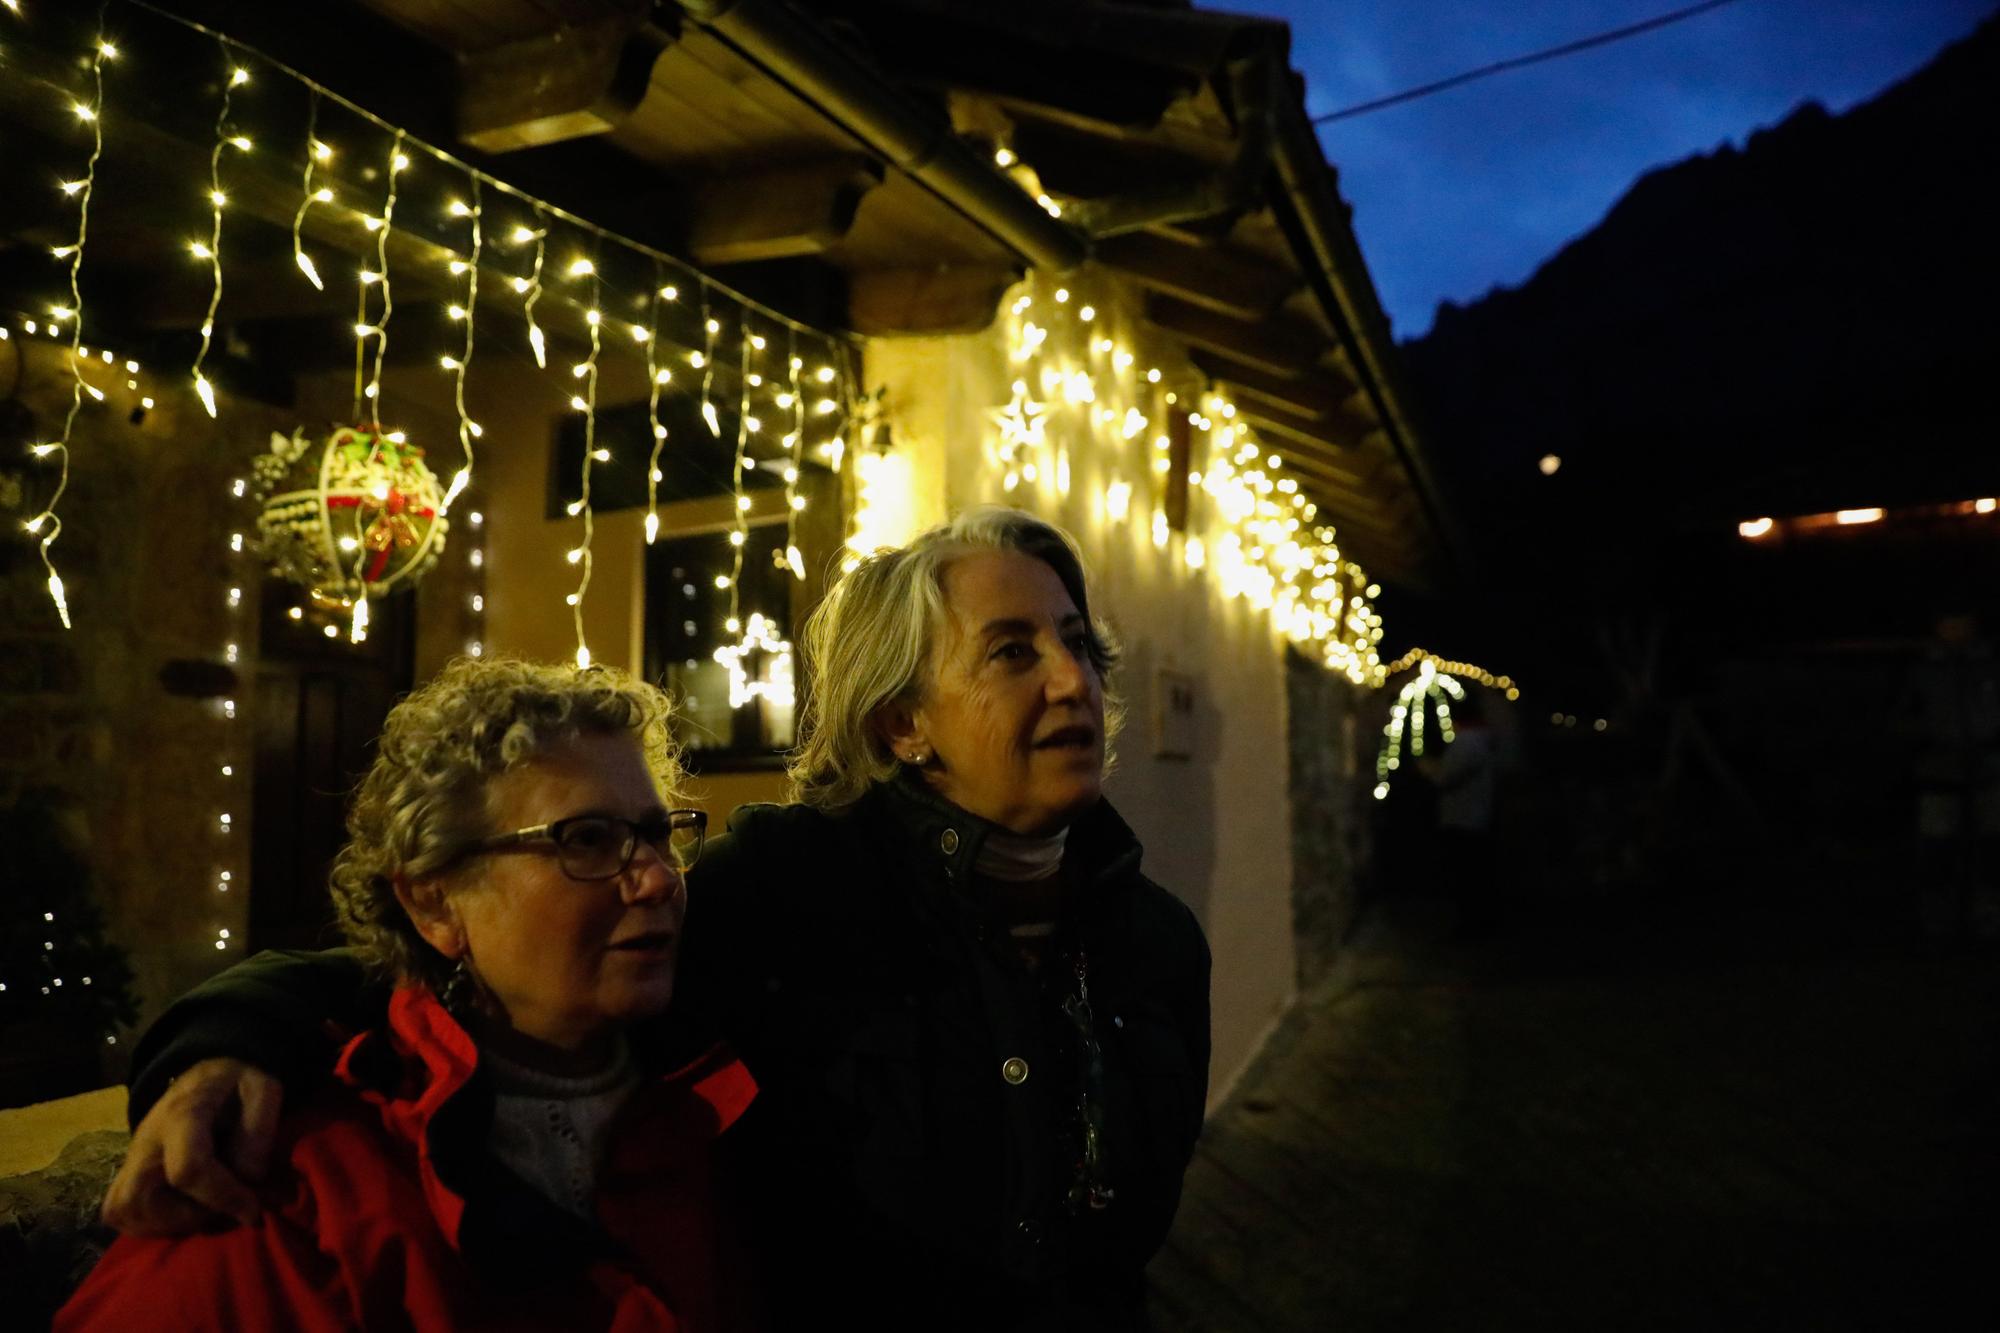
[1285,645,1368,988]
[1,330,271,1079]
[0,1127,127,1331]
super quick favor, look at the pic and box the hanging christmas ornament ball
[254,425,448,615]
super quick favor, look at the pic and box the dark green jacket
[130,778,1212,1331]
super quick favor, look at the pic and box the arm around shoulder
[127,948,377,1126]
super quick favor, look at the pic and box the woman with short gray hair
[110,506,1211,1332]
[72,659,753,1329]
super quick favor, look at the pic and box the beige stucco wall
[863,269,1300,1100]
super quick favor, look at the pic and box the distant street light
[1738,516,1774,539]
[1538,454,1561,476]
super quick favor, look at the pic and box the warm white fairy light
[721,318,757,631]
[329,135,408,642]
[982,276,1389,685]
[514,207,549,368]
[190,55,250,420]
[989,378,1048,492]
[1373,658,1486,799]
[568,259,604,669]
[777,334,808,580]
[643,273,672,546]
[845,446,913,572]
[358,130,405,423]
[25,29,113,629]
[208,448,254,954]
[697,293,722,439]
[465,508,487,657]
[290,94,330,290]
[439,176,481,515]
[713,612,795,709]
[9,8,850,663]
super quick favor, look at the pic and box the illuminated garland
[463,506,487,658]
[213,440,252,957]
[713,612,795,710]
[0,0,858,1004]
[24,26,116,629]
[1379,648,1518,699]
[511,206,550,369]
[564,251,605,669]
[190,56,251,419]
[356,131,407,418]
[986,273,1387,685]
[1372,658,1466,800]
[642,269,675,546]
[722,319,756,632]
[438,176,482,513]
[290,92,333,290]
[776,331,807,580]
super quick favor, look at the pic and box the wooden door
[248,583,413,953]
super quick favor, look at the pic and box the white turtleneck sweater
[480,1038,641,1220]
[976,826,1069,942]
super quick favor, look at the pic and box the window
[643,523,799,767]
[554,384,841,767]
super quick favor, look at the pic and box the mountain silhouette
[1404,14,1997,568]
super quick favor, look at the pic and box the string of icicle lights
[985,272,1390,686]
[6,0,856,642]
[23,20,116,629]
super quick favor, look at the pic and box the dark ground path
[1147,891,1999,1331]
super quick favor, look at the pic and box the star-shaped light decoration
[712,612,796,710]
[987,378,1048,492]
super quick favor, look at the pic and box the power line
[1310,0,1756,126]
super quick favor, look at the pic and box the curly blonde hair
[328,656,680,992]
[787,506,1122,811]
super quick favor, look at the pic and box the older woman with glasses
[102,507,1209,1331]
[63,658,753,1331]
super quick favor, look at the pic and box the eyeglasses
[466,809,706,882]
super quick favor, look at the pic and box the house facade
[0,0,1454,1105]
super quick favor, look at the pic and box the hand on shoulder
[100,1057,284,1236]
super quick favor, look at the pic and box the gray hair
[787,506,1122,811]
[328,656,681,992]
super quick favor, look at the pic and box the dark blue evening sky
[1209,0,1998,338]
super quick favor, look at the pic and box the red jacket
[60,986,758,1332]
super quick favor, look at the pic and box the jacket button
[1001,1056,1029,1085]
[940,828,960,855]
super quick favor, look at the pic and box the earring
[440,956,476,1016]
[906,747,930,766]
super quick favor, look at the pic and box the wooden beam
[458,16,668,152]
[848,265,1019,336]
[1190,351,1359,418]
[1230,398,1359,456]
[1143,293,1328,379]
[1257,445,1373,496]
[1232,390,1377,452]
[1098,233,1297,321]
[687,156,884,266]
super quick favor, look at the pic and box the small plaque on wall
[1154,667,1196,759]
